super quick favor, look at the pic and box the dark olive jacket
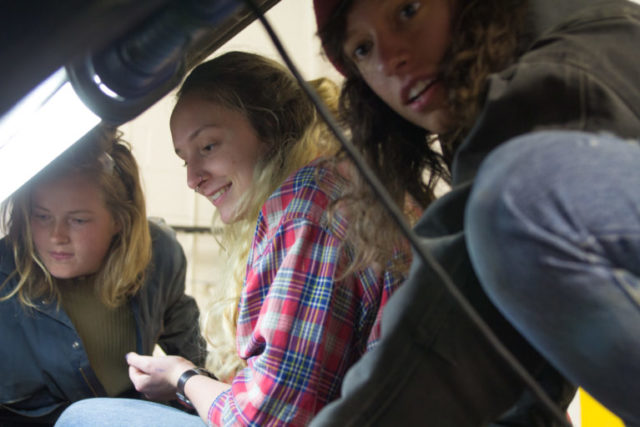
[0,219,207,425]
[311,0,640,426]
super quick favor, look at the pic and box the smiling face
[343,0,457,133]
[30,172,121,279]
[170,94,265,224]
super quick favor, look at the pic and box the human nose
[50,221,70,244]
[376,32,410,75]
[186,160,204,191]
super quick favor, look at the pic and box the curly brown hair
[319,0,528,199]
[315,0,528,271]
[440,0,529,154]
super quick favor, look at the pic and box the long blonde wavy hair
[0,125,151,309]
[174,51,341,380]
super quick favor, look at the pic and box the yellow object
[580,388,625,427]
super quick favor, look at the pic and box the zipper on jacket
[78,367,100,397]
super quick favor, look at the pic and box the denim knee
[464,130,624,299]
[465,130,640,426]
[466,129,640,282]
[464,131,549,299]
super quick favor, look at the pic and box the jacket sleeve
[149,220,207,366]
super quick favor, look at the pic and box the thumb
[126,352,150,371]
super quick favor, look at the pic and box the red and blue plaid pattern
[208,162,406,426]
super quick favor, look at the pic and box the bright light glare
[0,68,100,203]
[93,73,123,100]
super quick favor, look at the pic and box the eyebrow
[32,205,94,215]
[189,124,221,142]
[175,124,221,156]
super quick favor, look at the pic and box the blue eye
[71,218,89,225]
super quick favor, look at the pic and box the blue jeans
[467,131,640,426]
[54,398,205,427]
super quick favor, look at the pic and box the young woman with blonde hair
[0,125,206,425]
[202,74,346,383]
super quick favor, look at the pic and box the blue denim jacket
[0,219,207,423]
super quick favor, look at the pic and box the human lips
[206,183,232,204]
[50,251,73,261]
[403,77,439,105]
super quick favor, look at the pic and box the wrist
[171,360,197,388]
[175,367,217,408]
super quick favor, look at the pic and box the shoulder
[148,217,179,246]
[132,219,187,302]
[147,218,186,269]
[519,0,640,77]
[262,161,344,225]
[148,218,184,253]
[454,10,640,184]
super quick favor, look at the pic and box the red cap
[314,0,343,32]
[314,0,347,75]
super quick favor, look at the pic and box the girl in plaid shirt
[56,51,410,426]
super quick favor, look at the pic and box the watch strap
[175,367,216,408]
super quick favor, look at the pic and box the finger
[129,365,145,382]
[129,364,145,375]
[126,352,152,371]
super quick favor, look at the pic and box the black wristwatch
[176,367,217,408]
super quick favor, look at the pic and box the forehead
[172,95,226,132]
[31,172,104,206]
[171,95,254,146]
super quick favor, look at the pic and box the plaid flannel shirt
[208,162,406,426]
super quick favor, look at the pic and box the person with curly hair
[310,0,640,425]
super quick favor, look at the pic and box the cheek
[82,233,113,266]
[30,224,47,249]
[235,152,259,186]
[236,166,255,193]
[362,71,394,103]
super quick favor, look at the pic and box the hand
[126,352,196,401]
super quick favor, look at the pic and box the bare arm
[126,352,230,423]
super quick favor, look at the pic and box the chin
[50,271,76,279]
[415,108,453,134]
[220,206,247,225]
[218,210,234,224]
